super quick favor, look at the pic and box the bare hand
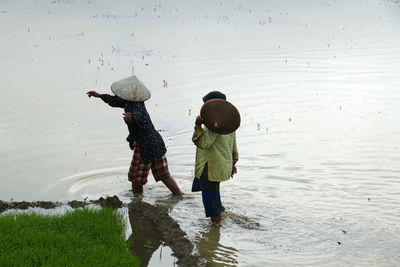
[123,112,132,123]
[195,115,203,127]
[231,165,237,177]
[87,91,101,98]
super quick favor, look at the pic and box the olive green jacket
[192,126,239,182]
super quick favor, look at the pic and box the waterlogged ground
[1,0,400,266]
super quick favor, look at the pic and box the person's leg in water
[202,190,223,223]
[128,145,149,195]
[198,164,223,223]
[192,177,222,221]
[151,156,183,196]
[132,176,181,195]
[132,183,143,194]
[162,176,182,195]
[211,214,222,223]
[127,143,183,195]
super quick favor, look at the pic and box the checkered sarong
[128,144,170,185]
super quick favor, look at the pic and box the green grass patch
[0,207,140,266]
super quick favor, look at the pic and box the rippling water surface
[1,0,399,265]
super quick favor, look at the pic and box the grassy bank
[0,207,140,266]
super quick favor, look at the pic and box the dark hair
[202,91,226,103]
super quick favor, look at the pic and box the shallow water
[1,0,400,265]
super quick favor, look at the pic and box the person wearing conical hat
[87,75,182,195]
[191,91,239,223]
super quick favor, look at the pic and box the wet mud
[1,200,61,211]
[128,200,203,266]
[68,195,123,209]
[0,196,122,212]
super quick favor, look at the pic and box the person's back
[193,128,237,183]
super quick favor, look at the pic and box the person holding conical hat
[191,91,239,223]
[87,75,182,195]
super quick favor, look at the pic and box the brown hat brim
[200,99,240,134]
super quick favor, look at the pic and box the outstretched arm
[86,91,125,108]
[87,91,101,98]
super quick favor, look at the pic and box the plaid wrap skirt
[128,144,170,185]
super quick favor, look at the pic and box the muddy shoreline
[0,196,202,266]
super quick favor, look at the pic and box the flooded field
[1,0,400,265]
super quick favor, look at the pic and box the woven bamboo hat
[200,99,241,134]
[111,75,151,102]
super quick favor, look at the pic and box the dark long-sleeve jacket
[100,94,166,163]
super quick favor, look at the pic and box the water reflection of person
[86,76,182,196]
[192,91,239,223]
[127,205,163,266]
[155,194,183,213]
[198,224,238,266]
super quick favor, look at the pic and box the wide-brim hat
[200,99,241,134]
[111,75,151,102]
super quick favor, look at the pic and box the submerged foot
[132,183,144,194]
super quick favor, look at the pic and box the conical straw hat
[200,99,241,134]
[111,75,151,102]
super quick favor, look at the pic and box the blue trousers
[192,164,222,218]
